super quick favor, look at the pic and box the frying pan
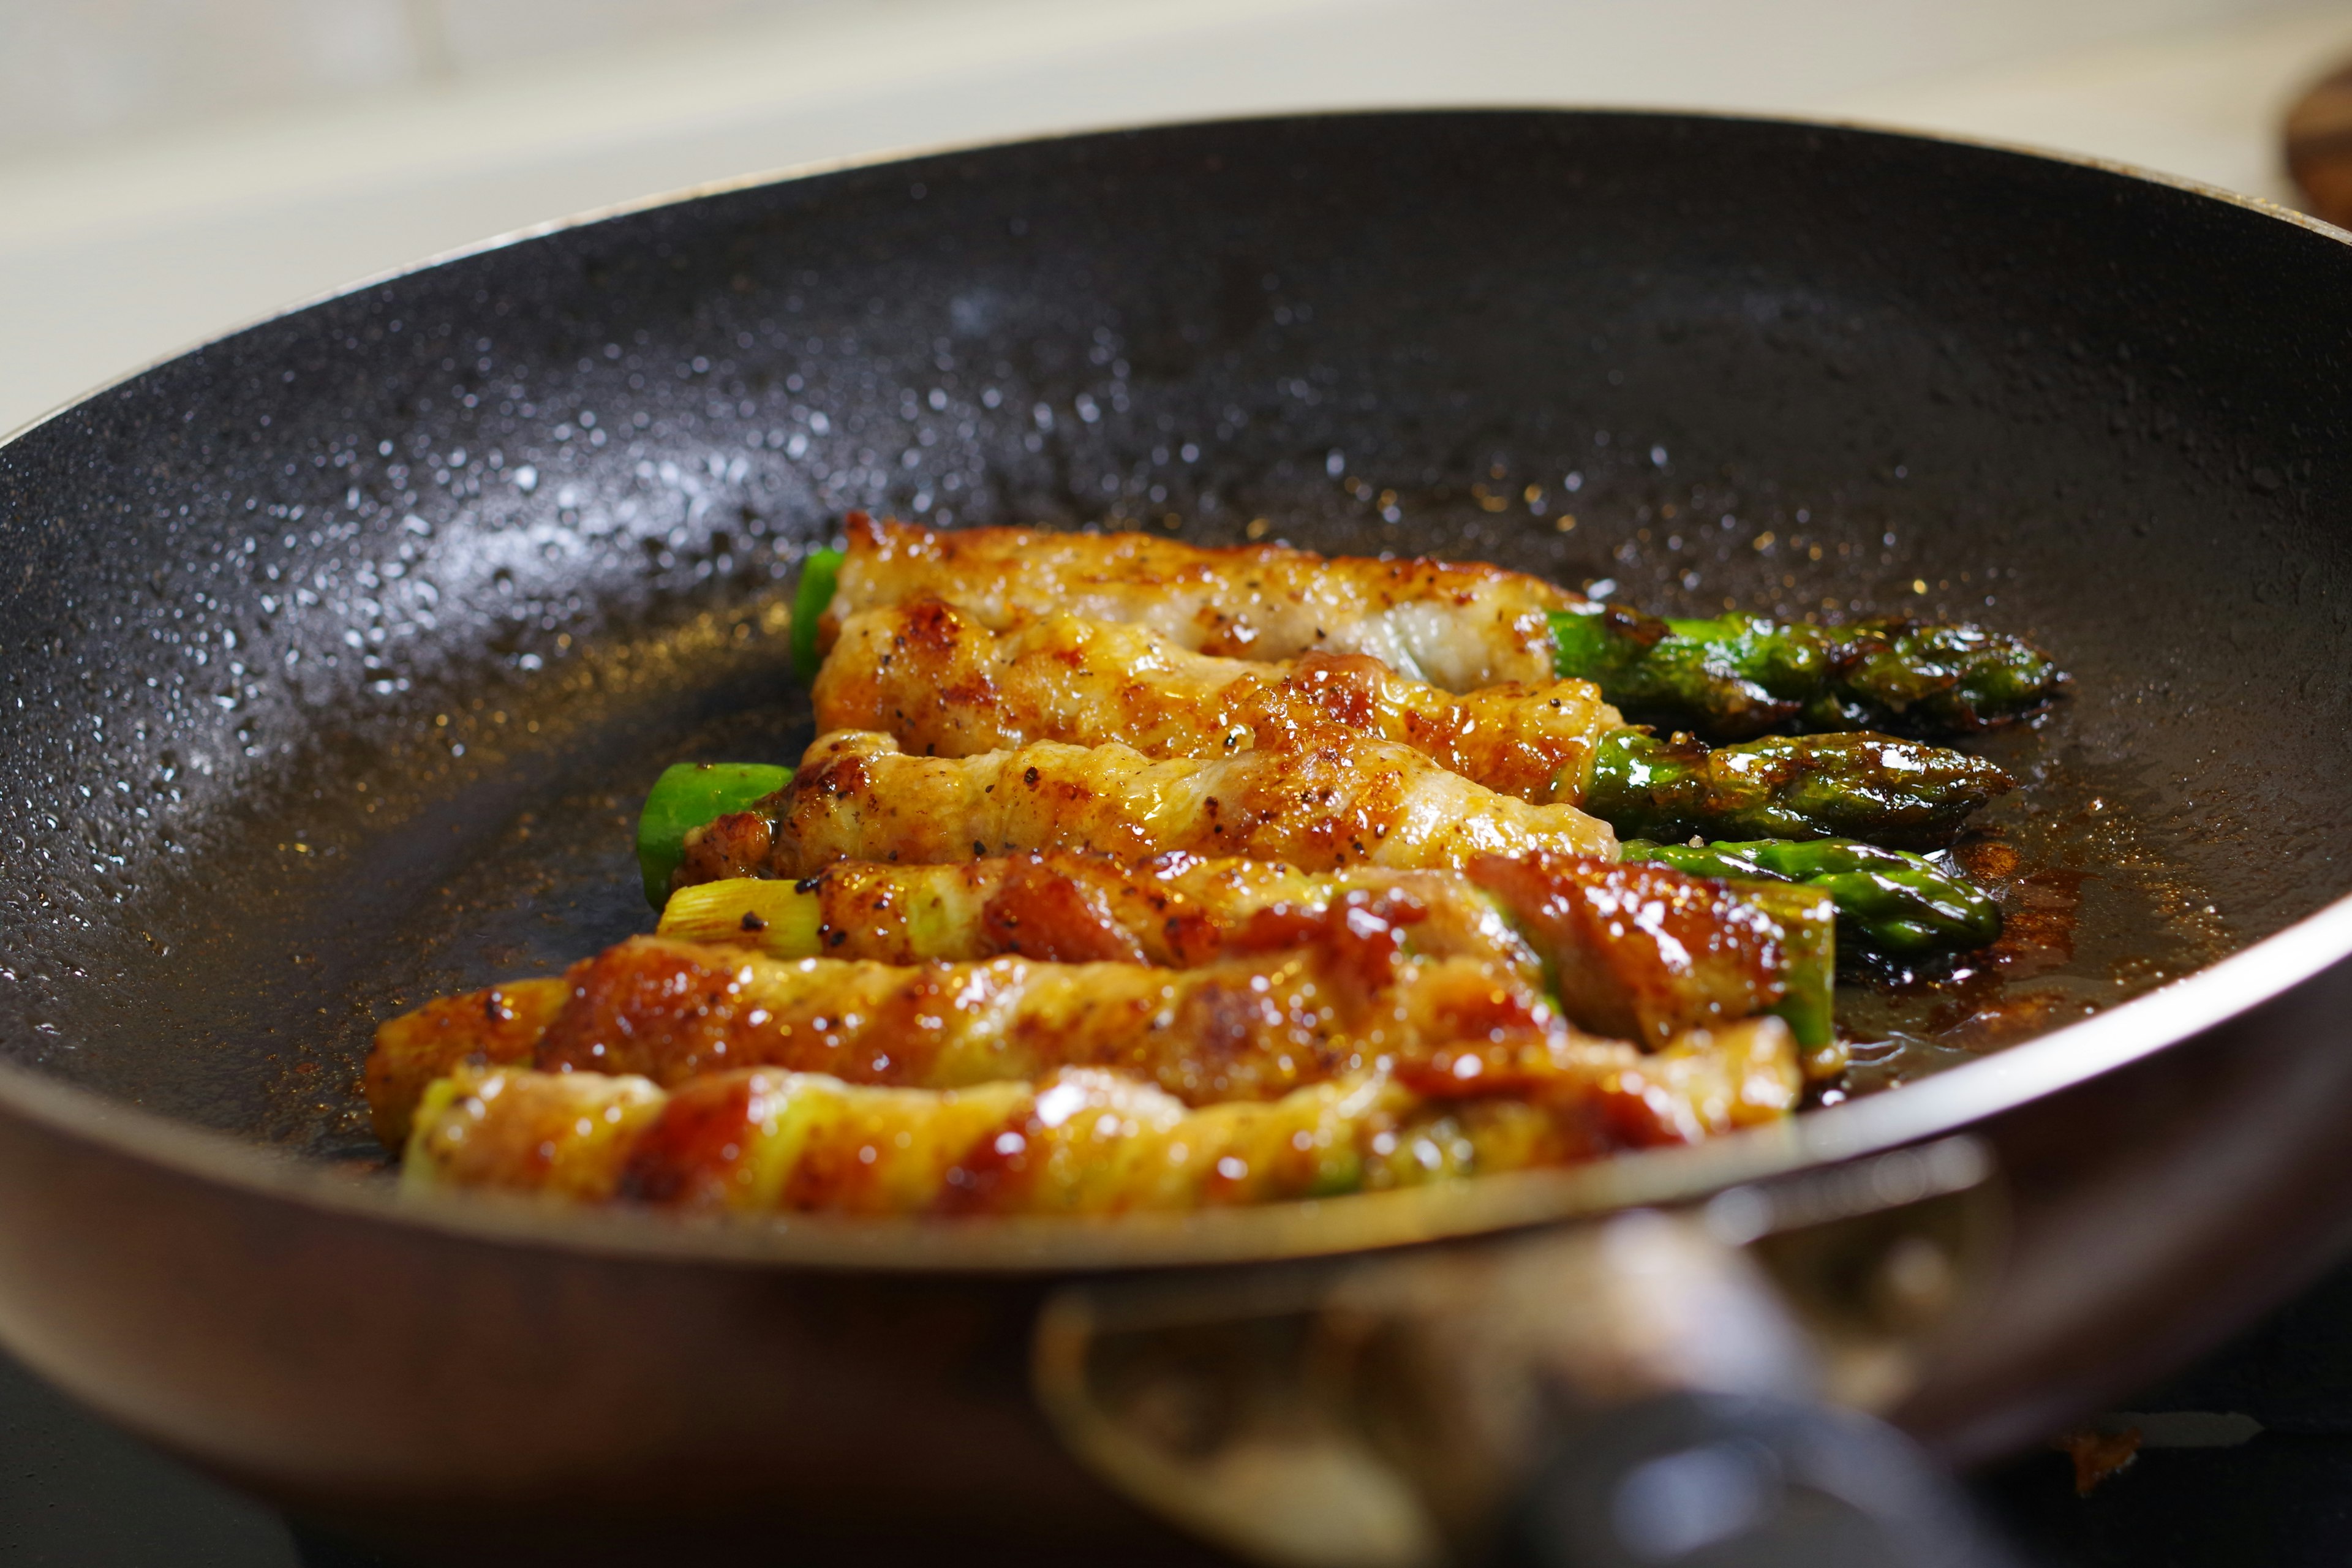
[4,110,2352,1563]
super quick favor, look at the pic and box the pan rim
[4,105,2348,1273]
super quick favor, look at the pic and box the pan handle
[1485,1390,2021,1568]
[1033,1137,2011,1568]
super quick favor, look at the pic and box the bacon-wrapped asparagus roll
[680,725,1615,886]
[813,597,2012,845]
[368,880,1809,1149]
[662,850,1542,970]
[816,595,1618,802]
[802,515,2064,738]
[813,513,1572,692]
[656,850,1837,1057]
[368,897,1553,1142]
[405,1019,1801,1214]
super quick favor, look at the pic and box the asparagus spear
[1548,606,2064,741]
[797,519,2066,739]
[1619,837,2002,960]
[1729,883,1834,1071]
[1583,730,2013,851]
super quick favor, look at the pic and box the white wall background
[0,0,2334,160]
[0,0,834,154]
[3,0,2350,435]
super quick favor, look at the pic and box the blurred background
[4,0,2352,437]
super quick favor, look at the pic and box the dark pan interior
[2,111,2348,1162]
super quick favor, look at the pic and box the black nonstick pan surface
[3,111,2352,1557]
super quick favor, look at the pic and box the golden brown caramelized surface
[372,892,1689,1136]
[405,1067,666,1203]
[692,725,1615,881]
[824,515,1581,690]
[366,978,570,1147]
[1463,853,1789,1049]
[405,1015,1798,1216]
[816,597,1620,802]
[658,851,1542,975]
[533,914,1566,1105]
[652,850,1799,1053]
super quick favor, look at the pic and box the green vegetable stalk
[660,855,1840,1055]
[1583,730,2013,851]
[1726,881,1837,1062]
[790,546,845,680]
[1550,605,2063,741]
[1621,836,2002,960]
[636,762,794,907]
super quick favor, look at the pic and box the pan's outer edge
[4,107,2352,1273]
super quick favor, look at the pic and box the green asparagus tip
[790,547,845,680]
[636,761,793,909]
[1586,729,2013,851]
[1549,605,2064,741]
[1622,836,2002,962]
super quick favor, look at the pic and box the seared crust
[660,850,1543,975]
[657,851,1794,1050]
[405,1016,1800,1214]
[816,597,1620,802]
[528,930,1529,1103]
[823,515,1581,690]
[369,897,1594,1139]
[693,725,1615,881]
[372,850,1808,1149]
[1464,853,1787,1049]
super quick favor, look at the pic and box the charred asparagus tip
[1548,606,2065,742]
[1585,729,2013,851]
